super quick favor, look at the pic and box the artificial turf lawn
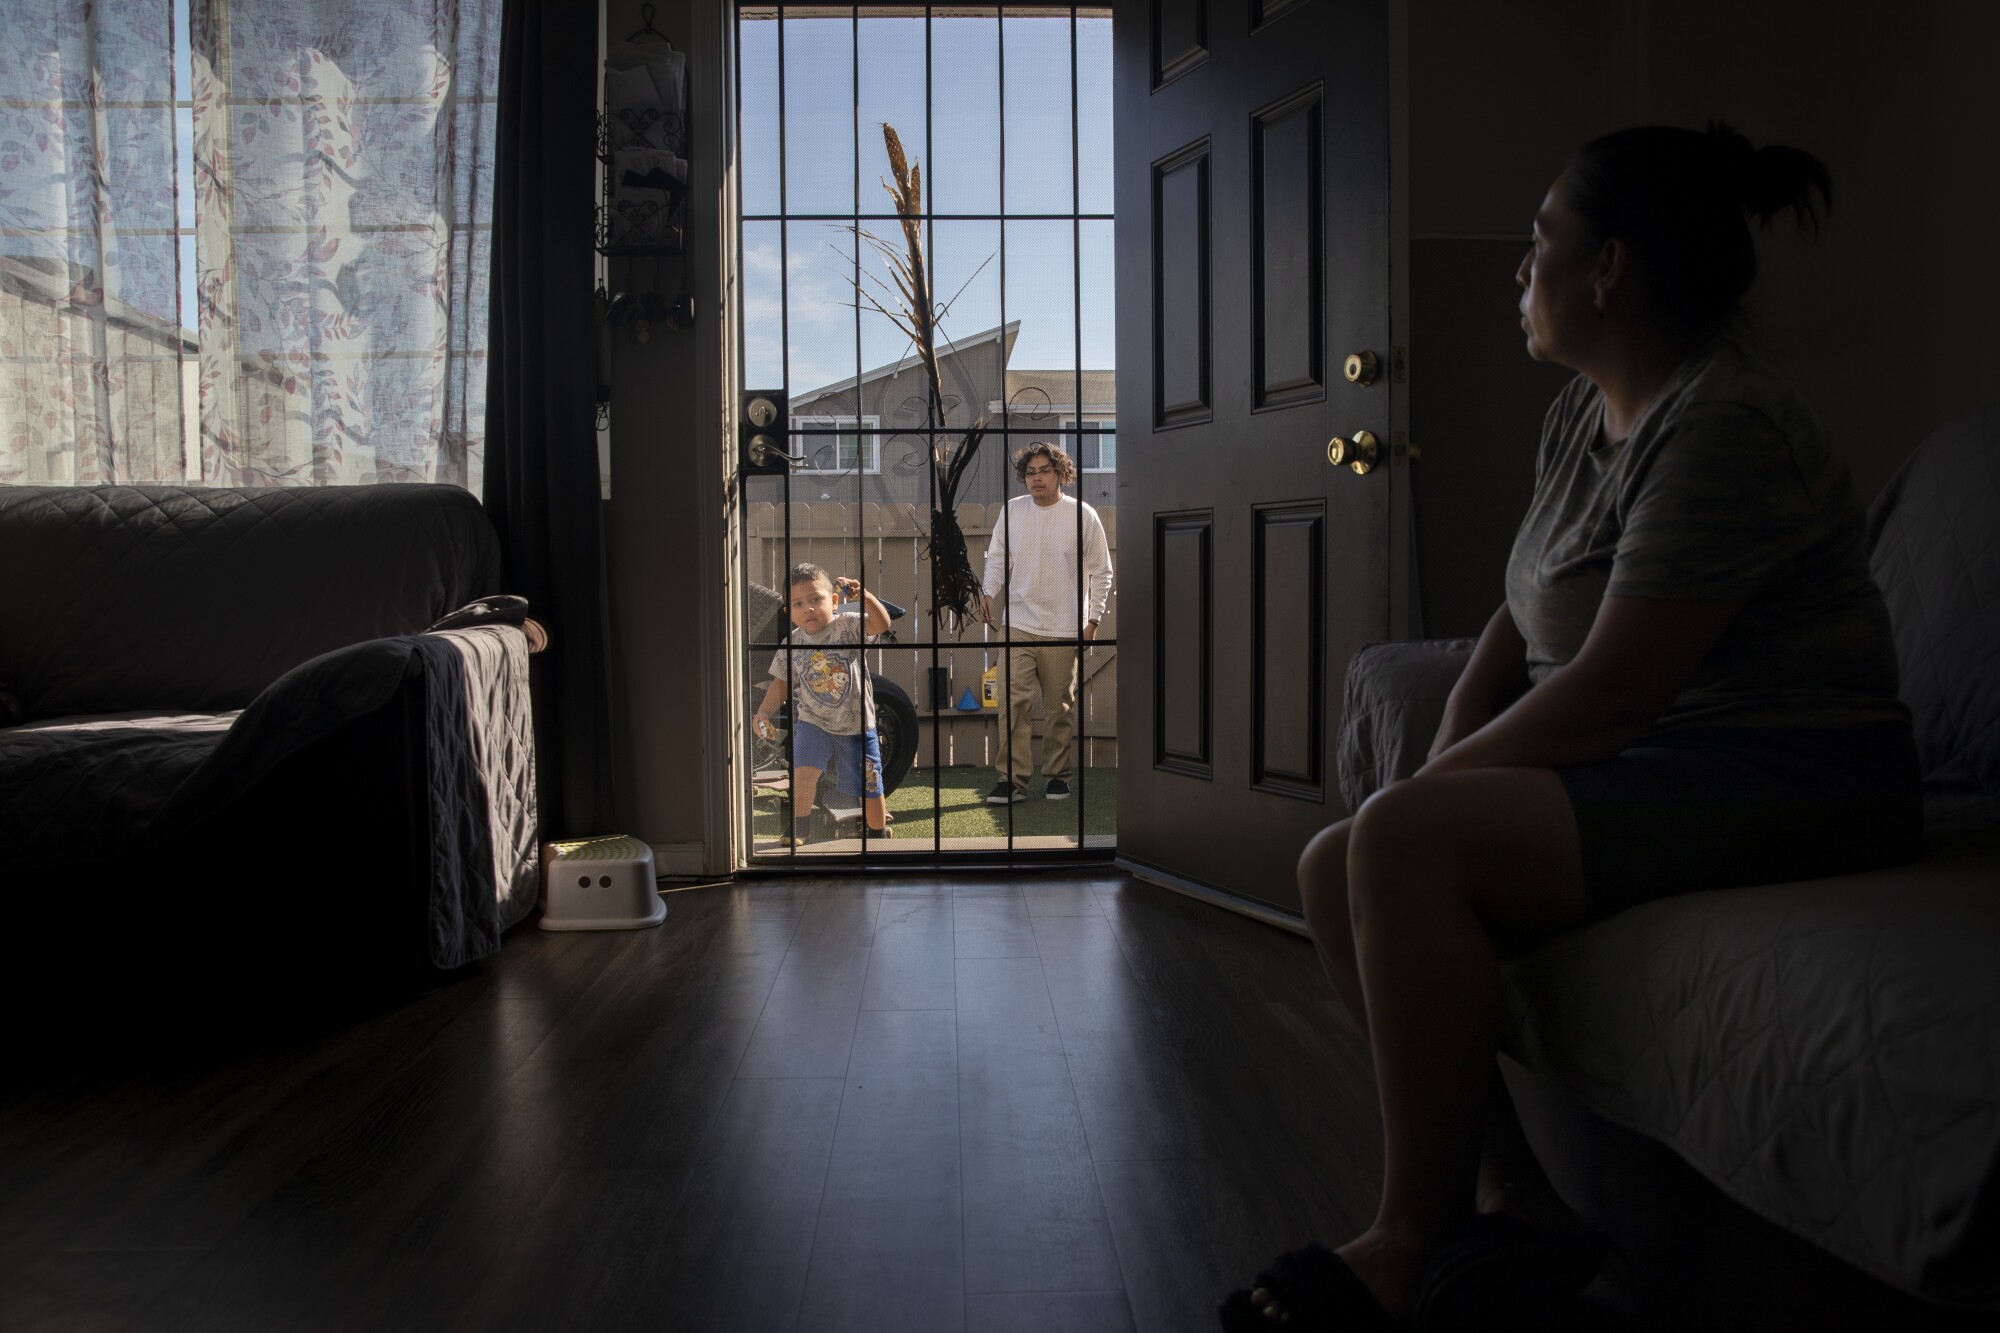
[752,765,1117,842]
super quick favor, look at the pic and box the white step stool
[540,835,668,931]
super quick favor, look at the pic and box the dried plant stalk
[845,122,992,633]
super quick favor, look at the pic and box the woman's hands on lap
[1417,601,1532,776]
[1422,593,1744,778]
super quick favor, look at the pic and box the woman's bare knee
[1350,779,1432,864]
[1298,820,1353,937]
[1347,779,1458,930]
[1347,771,1588,950]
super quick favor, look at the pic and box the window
[796,414,881,474]
[1063,416,1116,472]
[0,0,498,488]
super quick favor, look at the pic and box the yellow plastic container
[979,663,1000,709]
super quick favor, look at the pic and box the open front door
[1113,0,1391,915]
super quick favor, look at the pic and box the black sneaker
[986,782,1027,804]
[1044,778,1071,801]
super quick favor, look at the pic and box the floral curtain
[0,2,188,486]
[0,0,500,490]
[192,0,501,488]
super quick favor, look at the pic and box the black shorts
[1553,721,1923,921]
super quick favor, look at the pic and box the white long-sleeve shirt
[981,493,1113,637]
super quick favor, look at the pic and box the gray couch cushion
[0,711,238,859]
[1868,406,2000,829]
[0,485,502,720]
[1335,636,1480,812]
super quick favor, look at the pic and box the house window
[1063,416,1116,472]
[796,415,881,474]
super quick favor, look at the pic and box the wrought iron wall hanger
[627,3,672,45]
[598,0,692,352]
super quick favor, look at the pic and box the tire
[873,677,918,797]
[745,581,787,650]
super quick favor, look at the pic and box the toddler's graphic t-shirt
[768,610,876,735]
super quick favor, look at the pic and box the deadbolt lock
[1343,351,1380,387]
[1327,429,1380,475]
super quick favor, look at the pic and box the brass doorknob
[1327,430,1380,475]
[1343,351,1380,387]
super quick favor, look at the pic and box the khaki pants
[997,630,1080,789]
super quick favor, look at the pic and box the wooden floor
[1,872,1649,1332]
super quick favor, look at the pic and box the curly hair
[1012,441,1076,487]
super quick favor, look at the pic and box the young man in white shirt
[980,442,1114,803]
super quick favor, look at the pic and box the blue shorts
[793,721,884,800]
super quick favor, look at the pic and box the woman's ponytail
[1736,143,1832,236]
[1565,122,1835,334]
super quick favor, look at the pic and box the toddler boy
[753,563,892,844]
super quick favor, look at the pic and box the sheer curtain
[0,3,188,486]
[0,0,500,489]
[192,0,501,488]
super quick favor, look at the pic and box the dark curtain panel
[483,0,614,839]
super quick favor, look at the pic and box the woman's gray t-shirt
[1504,340,1905,733]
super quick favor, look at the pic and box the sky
[738,11,1115,398]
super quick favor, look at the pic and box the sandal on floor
[1219,1243,1402,1332]
[1413,1213,1607,1331]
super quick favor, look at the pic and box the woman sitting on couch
[1225,123,1921,1330]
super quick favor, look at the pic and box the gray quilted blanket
[0,628,536,969]
[1503,827,2000,1309]
[414,627,540,966]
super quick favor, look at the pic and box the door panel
[1252,0,1310,30]
[1155,511,1214,775]
[1115,0,1390,914]
[1153,0,1209,87]
[1253,88,1324,408]
[1152,142,1213,427]
[1253,502,1324,796]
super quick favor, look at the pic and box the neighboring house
[788,320,1116,510]
[0,254,197,486]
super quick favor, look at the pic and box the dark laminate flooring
[1,872,1653,1332]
